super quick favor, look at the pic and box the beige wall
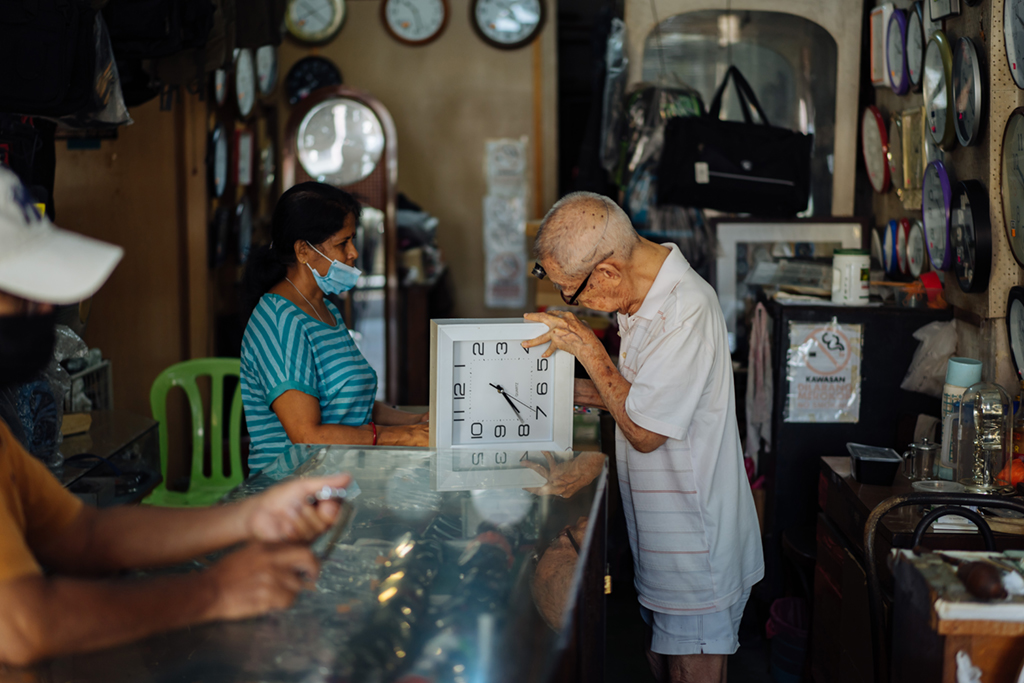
[275,0,559,318]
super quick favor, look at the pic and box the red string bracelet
[370,421,378,446]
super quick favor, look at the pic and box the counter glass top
[31,446,608,683]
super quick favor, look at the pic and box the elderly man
[523,192,763,683]
[0,166,352,666]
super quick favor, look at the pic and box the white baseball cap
[0,166,123,305]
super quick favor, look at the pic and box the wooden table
[812,457,1024,683]
[892,550,1024,683]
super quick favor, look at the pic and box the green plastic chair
[143,358,244,507]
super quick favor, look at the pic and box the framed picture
[710,218,867,355]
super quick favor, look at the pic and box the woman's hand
[522,311,604,363]
[378,422,429,447]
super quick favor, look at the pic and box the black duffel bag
[657,66,813,216]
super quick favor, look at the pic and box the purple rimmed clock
[923,160,953,270]
[887,9,910,95]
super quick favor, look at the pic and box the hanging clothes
[745,302,772,467]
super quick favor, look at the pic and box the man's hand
[243,474,352,544]
[521,451,605,498]
[205,543,319,621]
[522,311,604,362]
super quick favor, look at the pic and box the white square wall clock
[429,318,575,451]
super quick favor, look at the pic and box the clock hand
[488,383,528,423]
[490,383,536,410]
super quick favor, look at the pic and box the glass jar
[955,382,1015,494]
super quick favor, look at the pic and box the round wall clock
[887,9,910,95]
[896,218,912,274]
[907,220,927,277]
[923,31,956,150]
[953,37,982,147]
[383,0,448,45]
[1001,108,1024,267]
[923,160,953,270]
[861,106,890,193]
[207,123,229,198]
[871,228,884,268]
[214,68,227,106]
[286,56,343,105]
[256,45,279,97]
[1006,0,1024,89]
[888,116,904,196]
[1007,288,1024,383]
[950,180,991,293]
[429,319,574,450]
[296,97,386,185]
[234,48,256,118]
[472,0,545,50]
[907,2,925,92]
[286,0,346,44]
[883,219,900,275]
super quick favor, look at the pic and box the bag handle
[708,66,771,126]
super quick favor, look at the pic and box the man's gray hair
[533,191,639,278]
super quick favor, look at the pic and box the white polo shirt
[615,244,764,615]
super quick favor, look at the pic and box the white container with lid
[831,249,870,305]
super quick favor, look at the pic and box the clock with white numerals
[430,318,574,450]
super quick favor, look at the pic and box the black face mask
[0,314,56,388]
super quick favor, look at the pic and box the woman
[241,183,428,472]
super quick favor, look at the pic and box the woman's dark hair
[242,182,362,318]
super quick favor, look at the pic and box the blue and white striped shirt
[240,294,377,472]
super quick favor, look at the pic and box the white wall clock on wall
[429,318,574,451]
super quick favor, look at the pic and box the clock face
[871,228,884,267]
[1005,0,1024,89]
[234,48,256,117]
[950,180,990,293]
[209,124,228,198]
[286,0,346,44]
[214,69,227,105]
[861,106,889,193]
[887,10,908,94]
[449,339,555,446]
[286,56,343,106]
[883,220,897,274]
[1001,109,1024,268]
[953,37,981,147]
[888,118,904,192]
[951,185,976,292]
[923,34,953,148]
[383,0,448,44]
[907,220,927,277]
[256,45,278,97]
[922,161,952,270]
[907,4,925,89]
[896,218,909,274]
[297,98,385,185]
[473,0,544,49]
[1008,289,1024,381]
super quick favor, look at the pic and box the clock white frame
[429,318,574,451]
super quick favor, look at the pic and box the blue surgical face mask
[306,242,361,295]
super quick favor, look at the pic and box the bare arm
[272,390,428,447]
[372,401,429,426]
[0,543,318,667]
[524,312,668,453]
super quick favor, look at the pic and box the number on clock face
[450,339,555,445]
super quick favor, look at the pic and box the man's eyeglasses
[531,262,592,307]
[556,526,580,555]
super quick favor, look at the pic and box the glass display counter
[30,446,608,683]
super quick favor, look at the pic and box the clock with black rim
[286,56,343,106]
[922,160,953,270]
[207,123,229,198]
[472,0,545,50]
[1007,288,1024,387]
[953,37,982,147]
[907,2,925,92]
[383,0,449,45]
[950,180,991,293]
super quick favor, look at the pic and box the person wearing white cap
[0,166,356,666]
